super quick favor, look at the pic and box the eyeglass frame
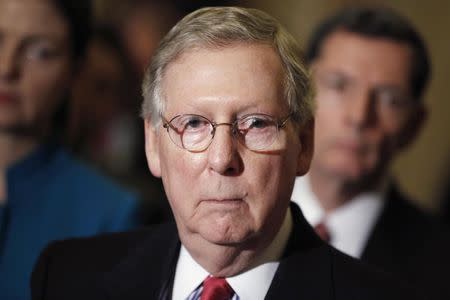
[161,113,293,152]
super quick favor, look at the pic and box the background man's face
[311,30,420,183]
[145,43,310,249]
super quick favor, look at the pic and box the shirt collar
[172,207,293,300]
[291,175,324,225]
[292,175,387,258]
[171,246,208,300]
[327,191,386,258]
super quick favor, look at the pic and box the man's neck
[181,235,262,277]
[308,168,383,214]
[0,133,39,204]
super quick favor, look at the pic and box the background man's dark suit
[31,204,417,300]
[361,185,450,300]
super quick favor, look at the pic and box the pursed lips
[202,198,242,203]
[200,194,247,204]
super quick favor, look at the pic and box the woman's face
[0,0,73,135]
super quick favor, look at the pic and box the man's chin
[326,162,374,183]
[199,226,249,246]
[328,164,387,191]
[190,218,255,248]
[340,168,369,180]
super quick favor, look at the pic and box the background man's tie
[314,221,331,242]
[200,276,234,300]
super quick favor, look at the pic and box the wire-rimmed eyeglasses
[162,113,292,152]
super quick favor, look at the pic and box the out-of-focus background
[80,0,449,217]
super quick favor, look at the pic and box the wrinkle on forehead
[161,43,287,116]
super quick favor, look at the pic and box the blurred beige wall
[255,0,450,211]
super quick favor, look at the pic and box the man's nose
[206,124,242,175]
[345,88,376,129]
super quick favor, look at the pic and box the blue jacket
[0,144,140,300]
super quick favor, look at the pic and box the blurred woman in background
[0,1,142,299]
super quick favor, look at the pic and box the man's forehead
[313,30,413,87]
[317,30,413,63]
[161,43,285,108]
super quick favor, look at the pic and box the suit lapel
[102,223,180,300]
[266,203,334,299]
[361,184,417,270]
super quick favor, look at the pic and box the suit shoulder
[382,188,450,247]
[37,223,174,266]
[31,223,176,300]
[385,185,437,229]
[330,248,423,300]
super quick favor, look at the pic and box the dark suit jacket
[361,185,450,300]
[31,204,418,300]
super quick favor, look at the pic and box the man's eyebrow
[315,69,353,82]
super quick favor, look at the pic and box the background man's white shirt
[291,176,386,258]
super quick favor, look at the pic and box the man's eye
[185,118,204,128]
[251,118,269,128]
[178,116,209,132]
[241,117,271,130]
[376,89,409,110]
[318,74,349,93]
[378,93,397,106]
[327,78,347,92]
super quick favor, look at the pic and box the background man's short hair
[141,6,314,127]
[306,5,431,100]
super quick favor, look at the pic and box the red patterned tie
[200,276,234,300]
[314,221,331,242]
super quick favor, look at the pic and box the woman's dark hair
[306,6,431,100]
[51,0,92,60]
[48,0,92,140]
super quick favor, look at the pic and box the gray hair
[141,6,314,127]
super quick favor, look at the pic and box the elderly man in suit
[291,5,450,300]
[32,7,419,300]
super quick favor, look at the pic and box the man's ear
[398,104,427,150]
[296,119,315,176]
[144,119,162,178]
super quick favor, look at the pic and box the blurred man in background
[291,5,450,299]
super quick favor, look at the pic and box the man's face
[311,30,424,183]
[145,44,312,249]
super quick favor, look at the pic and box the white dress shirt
[291,176,386,258]
[172,207,293,300]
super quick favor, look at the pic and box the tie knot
[314,221,331,242]
[200,276,234,300]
